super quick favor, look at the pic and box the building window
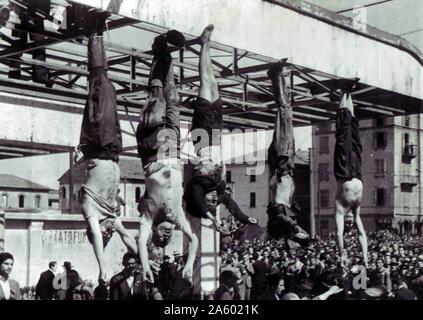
[374,132,387,149]
[61,187,66,199]
[319,136,330,154]
[404,116,410,127]
[1,194,8,208]
[404,133,410,145]
[226,171,232,183]
[318,163,330,181]
[317,122,331,133]
[375,159,386,177]
[19,195,25,208]
[135,187,141,203]
[35,195,41,208]
[376,188,386,207]
[374,117,385,127]
[400,183,414,193]
[250,174,256,182]
[320,189,330,208]
[250,193,256,208]
[320,220,329,238]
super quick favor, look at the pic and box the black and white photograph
[0,0,422,309]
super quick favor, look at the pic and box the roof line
[263,0,423,68]
[336,0,394,14]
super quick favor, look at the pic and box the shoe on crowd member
[65,270,93,300]
[136,27,197,286]
[78,8,137,293]
[183,24,257,233]
[0,252,21,300]
[266,61,309,246]
[35,261,57,300]
[110,253,144,300]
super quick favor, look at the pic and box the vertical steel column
[69,149,74,214]
[130,56,136,91]
[179,49,184,82]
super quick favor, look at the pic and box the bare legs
[355,207,368,268]
[335,194,367,268]
[86,216,107,282]
[199,24,219,103]
[335,198,346,265]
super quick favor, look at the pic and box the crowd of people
[1,227,423,300]
[217,228,423,300]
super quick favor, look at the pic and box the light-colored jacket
[0,279,21,300]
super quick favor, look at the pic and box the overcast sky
[306,0,423,52]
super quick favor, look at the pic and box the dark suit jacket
[0,279,21,300]
[109,270,145,300]
[214,285,234,300]
[35,269,55,300]
[168,268,193,300]
[395,287,417,300]
[258,289,279,300]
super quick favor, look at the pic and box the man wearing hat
[53,261,73,300]
[136,27,198,286]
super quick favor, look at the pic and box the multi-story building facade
[219,150,311,238]
[0,174,57,212]
[312,115,423,238]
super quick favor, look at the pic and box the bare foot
[199,24,214,44]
